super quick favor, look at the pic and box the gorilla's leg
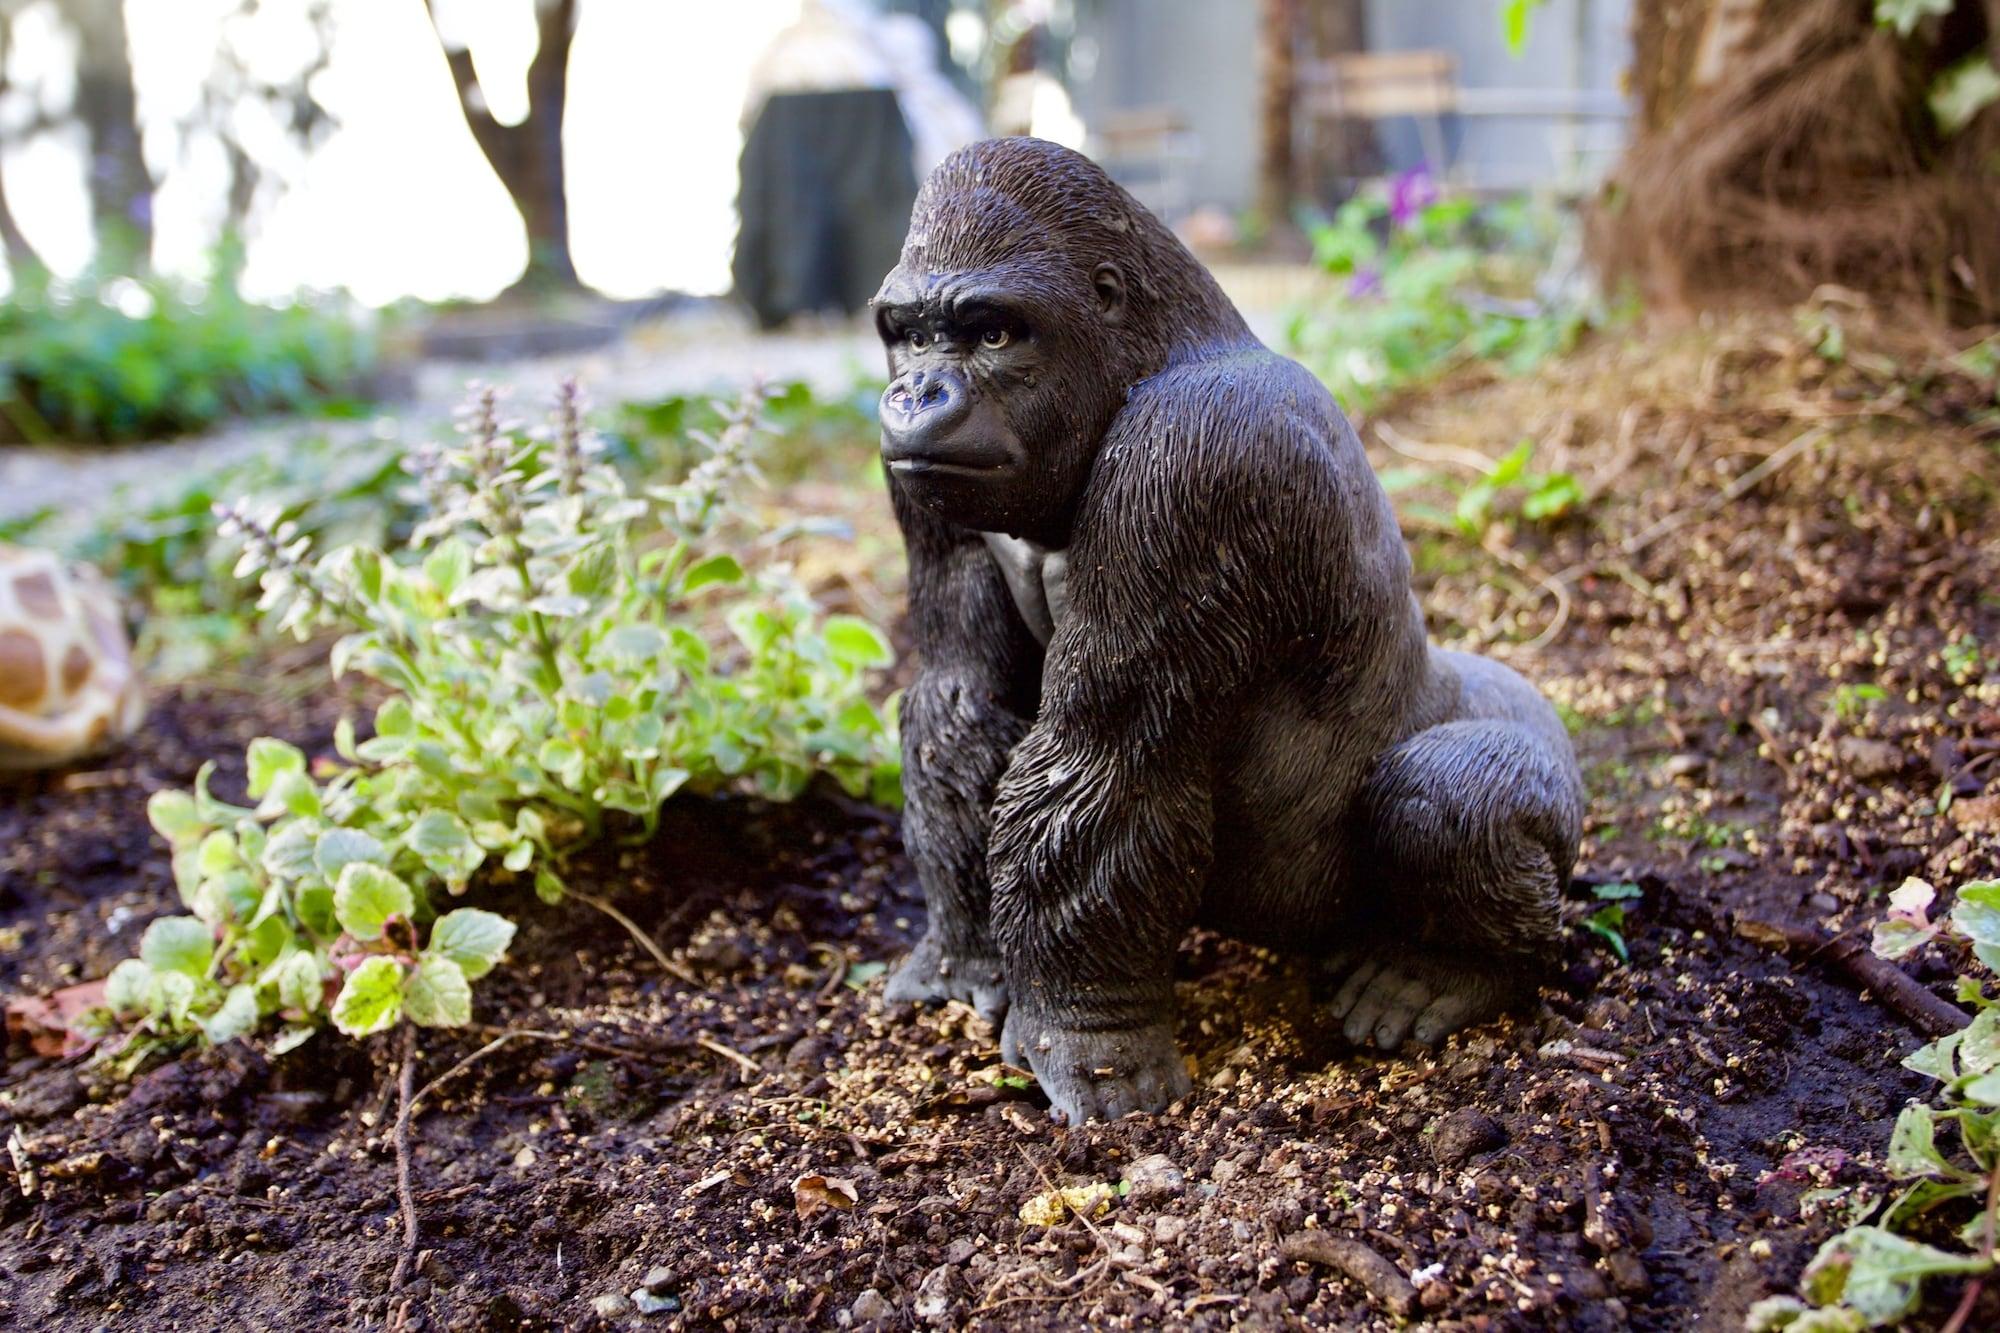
[1330,715,1582,1051]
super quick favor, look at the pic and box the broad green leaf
[428,909,516,980]
[316,826,386,878]
[405,955,472,1027]
[266,770,322,820]
[1959,1069,2000,1106]
[197,830,242,878]
[104,959,152,1013]
[682,552,743,593]
[200,983,261,1045]
[147,790,204,844]
[601,625,667,659]
[406,809,484,887]
[141,916,214,978]
[824,616,893,668]
[246,737,307,800]
[1871,917,1937,961]
[333,863,414,941]
[149,970,198,1023]
[1801,1226,1989,1325]
[261,822,319,880]
[1884,1105,1953,1179]
[423,538,470,597]
[1906,1031,1962,1082]
[375,696,414,737]
[271,1025,316,1055]
[1874,0,1951,38]
[274,950,326,1014]
[330,956,404,1036]
[535,866,566,904]
[1957,1008,2000,1075]
[1930,56,2000,134]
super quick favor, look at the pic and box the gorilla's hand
[884,931,1008,1025]
[1001,1006,1191,1124]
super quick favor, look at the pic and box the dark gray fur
[870,138,1584,1124]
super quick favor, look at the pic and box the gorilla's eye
[907,330,931,351]
[980,328,1011,350]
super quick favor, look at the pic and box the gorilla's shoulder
[1101,345,1362,492]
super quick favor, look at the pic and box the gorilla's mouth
[886,457,1010,477]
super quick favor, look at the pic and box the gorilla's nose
[880,369,973,463]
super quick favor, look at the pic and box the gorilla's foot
[1324,951,1523,1052]
[884,930,1008,1025]
[1001,1009,1192,1124]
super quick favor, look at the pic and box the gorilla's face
[874,260,1128,543]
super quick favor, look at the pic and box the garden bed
[3,311,1998,1330]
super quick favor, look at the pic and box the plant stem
[388,1024,421,1291]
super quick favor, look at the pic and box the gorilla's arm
[883,477,1044,1019]
[989,381,1339,1120]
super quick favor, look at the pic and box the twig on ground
[573,889,702,987]
[1374,420,1504,476]
[1278,1231,1418,1318]
[1747,711,1798,787]
[697,1033,763,1079]
[410,1028,568,1115]
[466,1022,689,1066]
[1519,424,1829,651]
[1735,917,1971,1037]
[389,1025,421,1292]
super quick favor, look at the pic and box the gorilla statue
[872,137,1584,1125]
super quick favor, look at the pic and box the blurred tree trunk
[427,0,579,293]
[1598,0,2000,322]
[68,0,153,266]
[1256,0,1297,224]
[0,7,43,277]
[1302,0,1378,190]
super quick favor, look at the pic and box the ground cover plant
[5,306,1998,1330]
[87,380,898,1063]
[1284,173,1606,416]
[0,252,375,445]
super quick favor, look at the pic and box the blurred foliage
[0,248,375,444]
[1285,176,1611,415]
[0,377,882,678]
[615,376,884,485]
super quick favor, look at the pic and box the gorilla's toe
[884,932,1009,1023]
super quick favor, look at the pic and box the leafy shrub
[1284,175,1597,415]
[618,377,884,485]
[0,251,373,444]
[1749,877,2000,1330]
[1378,437,1588,539]
[94,381,900,1056]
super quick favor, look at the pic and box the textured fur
[872,139,1585,1123]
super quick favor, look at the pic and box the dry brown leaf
[793,1172,859,1219]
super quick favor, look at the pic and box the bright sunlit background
[4,0,806,303]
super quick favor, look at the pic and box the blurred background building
[0,0,1634,314]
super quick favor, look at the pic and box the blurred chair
[1298,49,1458,196]
[1089,106,1200,224]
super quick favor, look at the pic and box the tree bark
[67,0,152,265]
[1301,0,1378,191]
[428,0,579,291]
[1257,0,1298,224]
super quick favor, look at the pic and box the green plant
[1285,182,1596,415]
[1944,636,1985,687]
[1580,881,1643,963]
[0,246,374,444]
[93,381,900,1056]
[1832,683,1891,722]
[1380,438,1586,538]
[1750,877,2000,1330]
[617,377,883,486]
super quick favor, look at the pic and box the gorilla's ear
[1092,263,1127,324]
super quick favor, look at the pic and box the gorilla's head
[872,137,1250,542]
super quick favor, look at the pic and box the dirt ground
[3,310,1998,1331]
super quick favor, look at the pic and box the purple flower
[1388,167,1438,229]
[1347,265,1382,299]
